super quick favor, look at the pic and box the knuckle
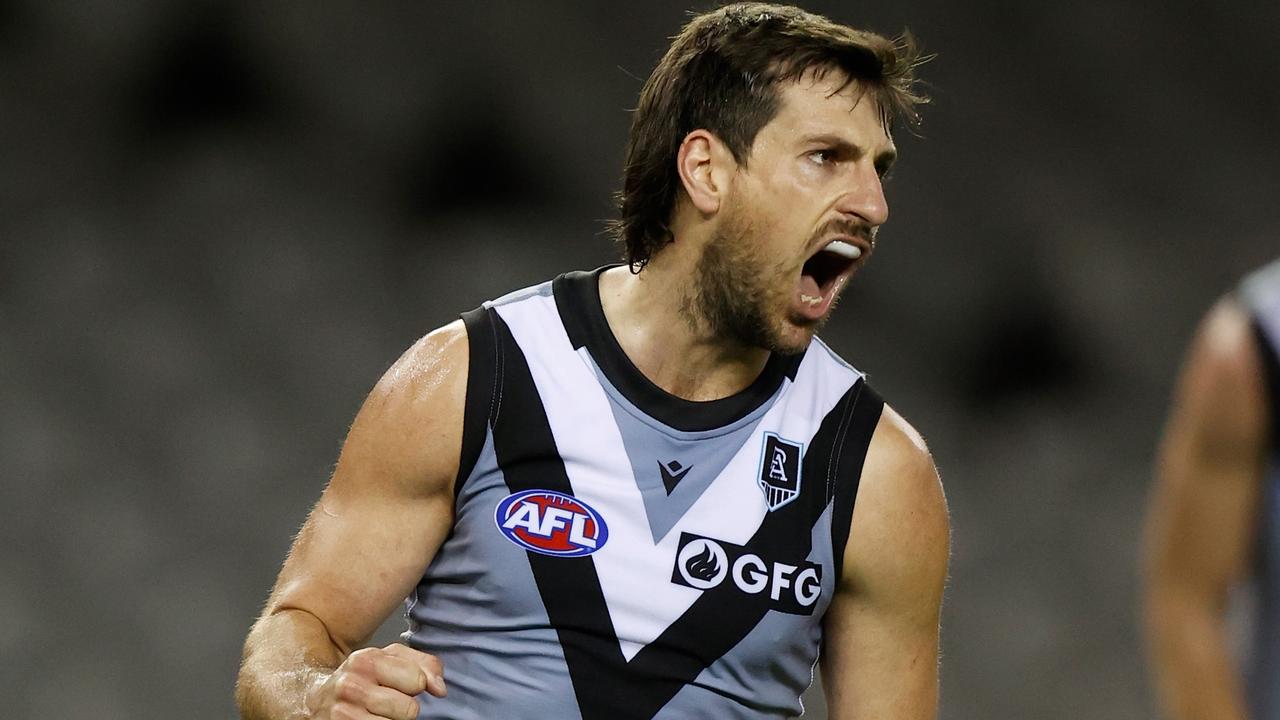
[332,673,365,703]
[344,649,379,675]
[330,705,359,720]
[367,688,419,720]
[423,654,444,675]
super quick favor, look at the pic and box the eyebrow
[802,134,898,173]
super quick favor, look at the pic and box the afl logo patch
[494,489,609,557]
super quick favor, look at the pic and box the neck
[598,254,772,402]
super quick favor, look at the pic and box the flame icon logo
[685,544,720,582]
[676,538,728,590]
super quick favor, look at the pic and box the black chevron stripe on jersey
[623,379,881,717]
[482,310,631,719]
[827,382,885,582]
[481,306,882,719]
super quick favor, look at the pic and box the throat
[638,346,773,402]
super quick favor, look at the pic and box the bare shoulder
[1176,298,1266,453]
[858,404,948,542]
[864,404,943,495]
[335,319,470,499]
[366,319,468,409]
[1186,299,1262,392]
[843,403,949,598]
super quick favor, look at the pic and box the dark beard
[681,221,820,356]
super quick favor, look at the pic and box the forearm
[236,608,348,720]
[1147,594,1249,720]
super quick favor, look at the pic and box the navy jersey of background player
[402,268,884,720]
[1241,259,1280,720]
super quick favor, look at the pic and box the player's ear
[676,129,734,215]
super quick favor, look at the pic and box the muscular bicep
[822,405,949,720]
[264,320,470,652]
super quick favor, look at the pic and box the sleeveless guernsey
[404,267,884,720]
[1242,259,1280,720]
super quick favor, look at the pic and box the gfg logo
[670,532,822,614]
[495,489,609,557]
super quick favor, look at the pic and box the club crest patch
[494,489,609,557]
[757,433,803,511]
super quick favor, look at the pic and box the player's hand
[306,643,446,719]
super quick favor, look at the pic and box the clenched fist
[307,643,446,719]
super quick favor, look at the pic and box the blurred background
[2,1,1277,718]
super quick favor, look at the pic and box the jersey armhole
[1250,314,1280,450]
[830,381,885,583]
[456,306,499,499]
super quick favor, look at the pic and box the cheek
[775,156,827,193]
[728,178,807,265]
[758,171,827,234]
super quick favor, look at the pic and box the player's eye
[807,149,836,166]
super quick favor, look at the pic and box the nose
[835,162,889,227]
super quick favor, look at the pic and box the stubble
[679,208,821,356]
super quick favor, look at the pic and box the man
[1145,259,1280,719]
[236,4,949,719]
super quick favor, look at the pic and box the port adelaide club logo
[494,489,609,557]
[671,532,822,614]
[758,433,803,511]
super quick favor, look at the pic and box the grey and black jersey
[1241,259,1280,719]
[404,267,885,719]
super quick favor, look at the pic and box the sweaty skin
[236,323,466,720]
[235,71,948,720]
[1144,299,1270,720]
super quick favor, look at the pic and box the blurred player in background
[1145,259,1280,719]
[236,4,947,719]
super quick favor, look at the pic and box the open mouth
[800,239,862,300]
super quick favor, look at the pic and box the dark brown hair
[610,2,929,270]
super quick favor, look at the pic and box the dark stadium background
[3,1,1277,718]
